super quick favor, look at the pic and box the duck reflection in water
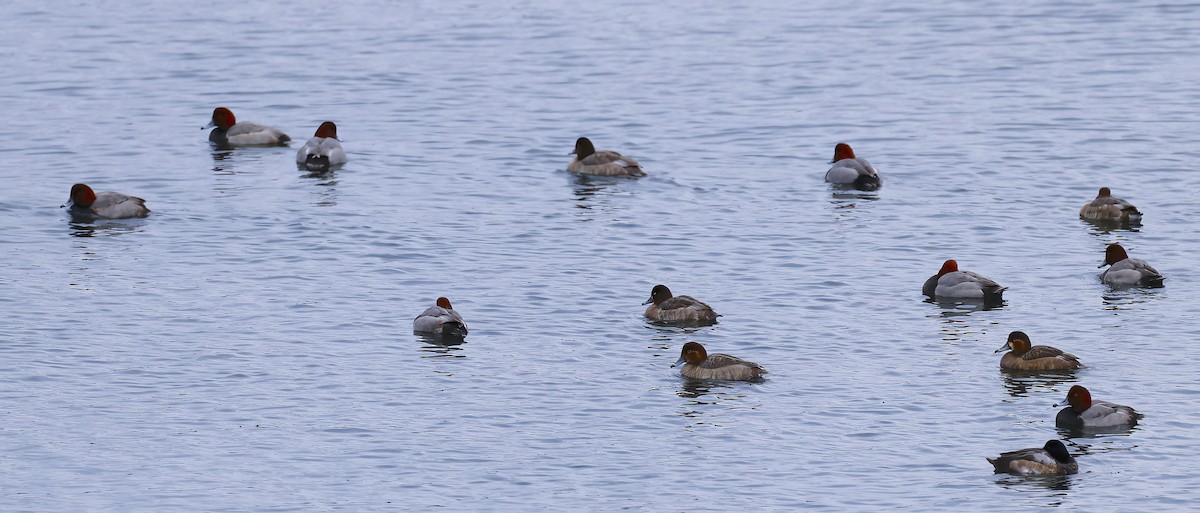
[1000,372,1078,398]
[301,170,339,207]
[210,149,236,175]
[415,332,466,359]
[67,220,147,238]
[570,174,635,218]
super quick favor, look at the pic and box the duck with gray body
[672,342,766,381]
[922,259,1006,301]
[988,440,1077,476]
[1055,385,1141,430]
[62,183,150,219]
[1099,243,1163,287]
[1080,187,1141,223]
[643,284,718,324]
[824,142,880,190]
[567,137,645,177]
[297,121,347,171]
[413,297,469,339]
[205,107,290,147]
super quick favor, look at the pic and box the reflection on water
[1101,288,1162,311]
[570,174,637,220]
[67,220,147,238]
[677,378,732,401]
[927,296,1006,313]
[928,299,1004,342]
[993,474,1073,495]
[828,189,880,220]
[301,169,339,207]
[210,149,236,175]
[1056,423,1142,439]
[1001,370,1079,398]
[415,333,466,360]
[1080,217,1141,236]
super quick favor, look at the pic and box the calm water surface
[3,1,1200,511]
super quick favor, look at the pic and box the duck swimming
[824,142,881,190]
[1055,385,1141,429]
[296,121,347,171]
[672,342,765,381]
[413,297,468,339]
[1080,187,1141,223]
[994,331,1083,371]
[62,183,150,219]
[1099,243,1163,287]
[988,440,1077,476]
[567,137,645,177]
[205,107,290,147]
[643,284,718,324]
[922,259,1006,301]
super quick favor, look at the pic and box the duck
[824,142,881,190]
[296,121,347,171]
[1099,243,1163,287]
[643,285,718,324]
[1080,187,1141,223]
[412,297,468,339]
[994,331,1083,371]
[205,107,290,147]
[567,137,645,177]
[61,183,150,219]
[1055,385,1141,429]
[988,440,1078,476]
[672,342,766,381]
[922,259,1006,301]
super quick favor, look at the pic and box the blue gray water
[3,1,1200,511]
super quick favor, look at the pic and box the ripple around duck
[3,0,1200,511]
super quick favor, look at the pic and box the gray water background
[3,1,1200,511]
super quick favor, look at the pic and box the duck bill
[993,342,1010,354]
[671,355,687,368]
[1097,261,1107,268]
[641,298,653,305]
[1053,398,1068,408]
[61,198,73,208]
[203,121,216,130]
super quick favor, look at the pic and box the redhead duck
[205,107,290,147]
[296,121,347,171]
[988,440,1077,476]
[824,143,881,190]
[1099,243,1163,287]
[994,331,1083,371]
[62,183,150,219]
[672,342,765,381]
[413,297,468,339]
[567,137,645,177]
[643,285,718,324]
[1080,187,1141,223]
[1055,385,1141,429]
[922,259,1006,301]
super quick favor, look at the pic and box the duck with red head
[994,331,1083,371]
[1080,187,1141,223]
[642,284,718,325]
[672,342,766,381]
[205,107,290,148]
[988,440,1077,476]
[567,137,645,177]
[62,183,150,219]
[824,142,881,190]
[1099,243,1163,287]
[413,297,468,340]
[1055,385,1141,430]
[922,259,1006,302]
[296,121,347,171]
